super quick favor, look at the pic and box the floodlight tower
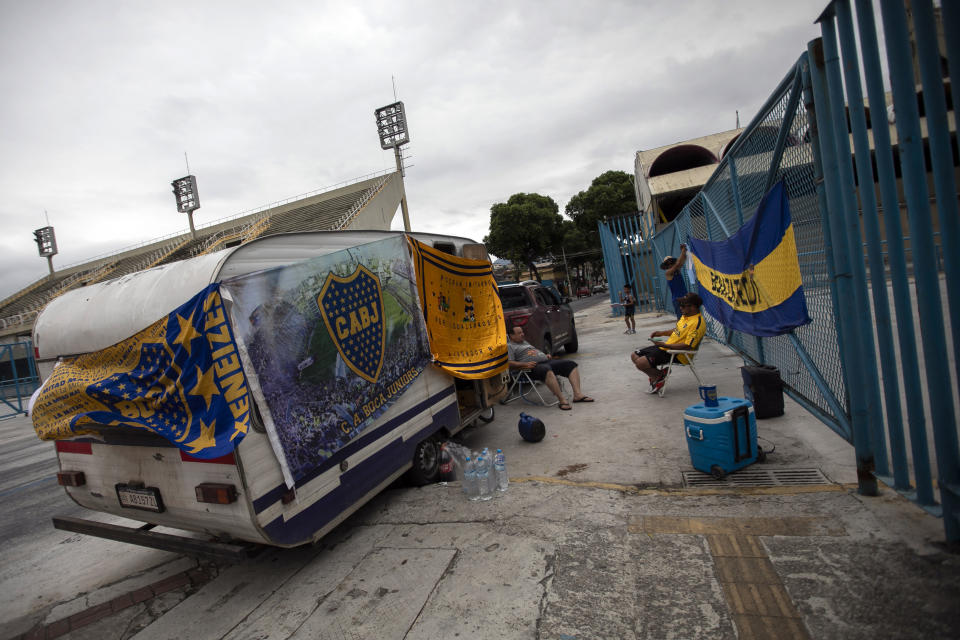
[374,101,411,232]
[33,226,57,275]
[171,175,201,239]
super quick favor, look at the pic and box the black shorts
[624,304,635,317]
[633,345,671,367]
[529,359,578,381]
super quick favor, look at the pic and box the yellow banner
[408,238,508,379]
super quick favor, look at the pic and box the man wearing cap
[661,243,688,317]
[630,293,706,393]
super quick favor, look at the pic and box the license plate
[115,484,164,513]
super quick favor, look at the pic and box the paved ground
[2,296,959,640]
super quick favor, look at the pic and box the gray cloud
[0,0,827,299]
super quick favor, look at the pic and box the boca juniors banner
[222,235,431,485]
[688,180,811,337]
[408,238,508,379]
[31,284,251,458]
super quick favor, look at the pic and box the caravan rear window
[498,287,530,310]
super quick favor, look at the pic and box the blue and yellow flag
[408,238,508,379]
[688,181,811,337]
[31,284,251,458]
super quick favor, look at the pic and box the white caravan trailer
[32,231,504,555]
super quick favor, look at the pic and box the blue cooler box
[683,397,758,477]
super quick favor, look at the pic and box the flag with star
[31,283,252,458]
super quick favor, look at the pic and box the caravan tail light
[57,471,86,486]
[510,315,530,327]
[55,441,92,455]
[195,483,238,505]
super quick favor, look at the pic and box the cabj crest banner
[688,180,811,337]
[31,284,251,458]
[317,264,385,383]
[408,238,508,379]
[222,235,431,485]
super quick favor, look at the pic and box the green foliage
[565,170,636,245]
[560,220,589,254]
[484,193,564,281]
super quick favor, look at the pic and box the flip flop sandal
[558,403,572,410]
[573,396,594,403]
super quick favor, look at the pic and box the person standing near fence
[619,284,636,334]
[661,243,689,317]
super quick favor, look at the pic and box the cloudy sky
[0,0,828,300]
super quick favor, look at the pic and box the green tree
[564,170,637,285]
[484,193,564,282]
[564,170,637,247]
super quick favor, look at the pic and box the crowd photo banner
[31,283,251,459]
[687,180,811,337]
[408,237,508,379]
[222,235,431,485]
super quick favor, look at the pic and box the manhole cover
[682,467,831,488]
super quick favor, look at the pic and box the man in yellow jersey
[630,293,706,393]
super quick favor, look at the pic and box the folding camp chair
[500,368,560,406]
[657,347,704,397]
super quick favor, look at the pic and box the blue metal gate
[606,0,960,541]
[0,341,39,419]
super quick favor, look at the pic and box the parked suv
[498,281,578,355]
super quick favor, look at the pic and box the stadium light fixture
[375,101,409,149]
[33,226,57,275]
[171,175,201,238]
[374,101,412,231]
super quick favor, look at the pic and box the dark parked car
[576,286,591,298]
[498,281,578,355]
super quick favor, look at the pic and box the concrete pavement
[3,296,959,639]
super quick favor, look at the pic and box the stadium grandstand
[0,169,406,344]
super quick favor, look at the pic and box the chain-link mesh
[645,58,849,430]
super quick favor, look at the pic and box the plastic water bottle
[487,453,497,496]
[463,457,479,501]
[481,448,496,494]
[486,454,497,494]
[439,444,455,484]
[494,449,508,493]
[475,456,492,501]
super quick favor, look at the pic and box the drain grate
[682,467,831,488]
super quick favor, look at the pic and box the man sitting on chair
[630,293,706,394]
[507,326,594,410]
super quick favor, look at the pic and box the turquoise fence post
[808,35,878,495]
[834,0,907,488]
[913,0,960,394]
[853,0,933,504]
[898,0,960,539]
[879,0,959,539]
[802,47,855,442]
[819,9,889,479]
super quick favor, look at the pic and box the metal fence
[602,0,960,541]
[0,341,39,419]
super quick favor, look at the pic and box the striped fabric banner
[688,181,811,337]
[408,237,508,379]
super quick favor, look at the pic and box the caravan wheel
[406,437,441,486]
